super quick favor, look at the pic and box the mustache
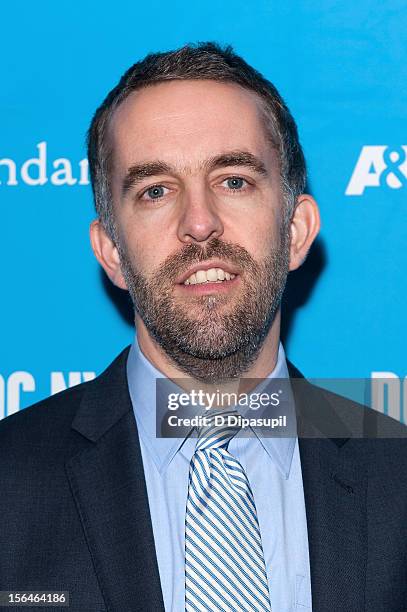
[155,238,256,282]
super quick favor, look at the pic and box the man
[0,43,406,612]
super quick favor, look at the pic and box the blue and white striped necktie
[185,408,272,611]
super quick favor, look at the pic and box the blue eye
[145,185,166,199]
[226,177,245,190]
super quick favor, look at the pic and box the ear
[89,219,128,290]
[288,194,320,271]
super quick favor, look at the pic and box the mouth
[176,273,240,295]
[175,262,240,295]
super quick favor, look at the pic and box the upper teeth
[184,268,236,285]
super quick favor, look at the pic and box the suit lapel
[66,348,165,612]
[288,361,368,612]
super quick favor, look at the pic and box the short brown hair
[87,42,306,239]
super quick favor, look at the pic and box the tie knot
[195,408,241,451]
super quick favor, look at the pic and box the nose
[176,184,224,244]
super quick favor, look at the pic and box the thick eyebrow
[121,150,268,197]
[122,161,173,197]
[205,151,268,177]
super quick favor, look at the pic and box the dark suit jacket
[0,347,406,612]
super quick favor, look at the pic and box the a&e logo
[345,146,407,196]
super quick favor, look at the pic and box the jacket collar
[71,346,132,442]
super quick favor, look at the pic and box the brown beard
[116,228,290,384]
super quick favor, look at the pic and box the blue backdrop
[1,0,406,420]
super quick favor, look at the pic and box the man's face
[108,80,291,383]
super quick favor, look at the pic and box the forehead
[108,80,274,170]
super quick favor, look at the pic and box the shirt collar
[126,333,296,479]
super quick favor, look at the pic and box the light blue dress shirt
[127,334,312,611]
